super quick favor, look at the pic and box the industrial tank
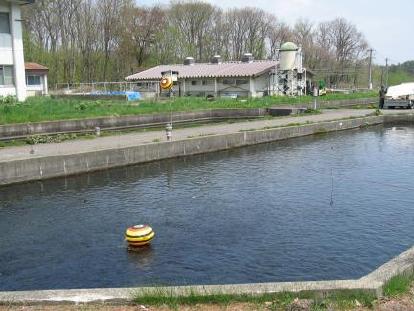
[279,42,299,71]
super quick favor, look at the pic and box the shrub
[0,95,17,105]
[26,133,79,145]
[75,103,87,111]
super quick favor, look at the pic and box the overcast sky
[139,0,412,64]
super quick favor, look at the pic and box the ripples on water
[1,124,414,290]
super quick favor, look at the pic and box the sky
[139,0,413,64]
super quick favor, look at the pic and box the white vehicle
[384,83,414,109]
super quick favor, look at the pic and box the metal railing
[53,81,160,96]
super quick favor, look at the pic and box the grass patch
[187,133,217,138]
[321,290,376,309]
[133,290,298,308]
[132,288,376,310]
[0,139,28,148]
[383,274,414,297]
[0,92,376,125]
[351,104,378,109]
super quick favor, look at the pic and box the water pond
[1,124,414,291]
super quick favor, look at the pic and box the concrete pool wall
[1,113,413,186]
[0,245,413,304]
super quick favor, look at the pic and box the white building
[0,0,34,101]
[126,46,312,99]
[25,62,48,96]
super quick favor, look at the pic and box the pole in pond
[330,168,334,207]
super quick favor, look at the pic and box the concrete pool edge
[3,112,412,186]
[1,246,414,305]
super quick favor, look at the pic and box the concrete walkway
[0,109,404,162]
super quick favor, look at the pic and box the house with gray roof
[126,52,312,99]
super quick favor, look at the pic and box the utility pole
[368,49,374,90]
[385,58,389,88]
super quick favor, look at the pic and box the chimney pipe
[184,57,195,65]
[241,53,254,63]
[211,55,222,64]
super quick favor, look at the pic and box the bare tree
[120,6,165,68]
[169,1,216,61]
[22,0,370,88]
[97,0,129,80]
[268,21,293,57]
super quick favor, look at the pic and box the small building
[0,0,34,101]
[126,46,312,99]
[25,62,48,96]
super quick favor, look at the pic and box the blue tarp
[90,91,141,101]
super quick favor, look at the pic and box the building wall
[0,2,14,99]
[0,3,13,63]
[0,86,16,97]
[252,75,271,97]
[179,77,258,98]
[0,1,26,101]
[26,73,49,96]
[144,71,310,99]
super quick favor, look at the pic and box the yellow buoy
[160,77,173,90]
[125,224,155,248]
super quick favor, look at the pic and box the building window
[223,79,236,85]
[27,75,41,86]
[0,12,10,34]
[202,80,213,86]
[191,81,198,86]
[0,65,14,86]
[236,79,248,85]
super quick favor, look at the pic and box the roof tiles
[25,62,48,71]
[126,60,278,81]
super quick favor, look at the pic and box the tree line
[22,0,370,87]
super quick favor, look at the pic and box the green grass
[133,290,297,308]
[388,70,414,86]
[383,274,414,297]
[0,92,377,125]
[0,139,28,148]
[132,288,376,310]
